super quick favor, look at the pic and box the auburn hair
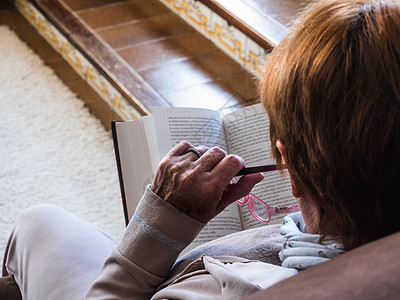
[261,0,400,250]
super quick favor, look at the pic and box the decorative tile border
[158,0,270,77]
[15,0,143,121]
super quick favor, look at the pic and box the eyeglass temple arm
[274,204,300,213]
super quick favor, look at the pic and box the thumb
[220,173,265,207]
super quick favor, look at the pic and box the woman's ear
[276,140,304,198]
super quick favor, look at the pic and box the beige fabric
[87,187,293,299]
[3,194,290,299]
[3,205,117,300]
[154,256,297,300]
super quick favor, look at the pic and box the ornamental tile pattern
[158,0,269,77]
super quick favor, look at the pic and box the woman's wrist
[117,186,206,277]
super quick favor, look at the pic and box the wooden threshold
[200,0,285,50]
[200,0,312,49]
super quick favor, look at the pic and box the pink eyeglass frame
[234,164,300,223]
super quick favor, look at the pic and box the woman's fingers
[209,154,245,184]
[195,146,228,172]
[166,141,210,162]
[219,173,265,209]
[183,145,209,161]
[151,141,264,223]
[167,140,195,156]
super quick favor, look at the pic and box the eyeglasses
[233,165,300,223]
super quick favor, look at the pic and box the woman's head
[261,0,400,250]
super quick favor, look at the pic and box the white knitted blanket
[0,26,125,263]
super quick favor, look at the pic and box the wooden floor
[62,0,258,112]
[243,0,313,27]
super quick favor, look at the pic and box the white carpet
[0,26,126,263]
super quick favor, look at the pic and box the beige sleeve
[86,186,206,299]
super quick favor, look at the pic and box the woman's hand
[151,141,264,223]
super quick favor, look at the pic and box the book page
[152,107,243,247]
[142,116,161,174]
[223,104,296,229]
[152,107,228,158]
[114,119,155,222]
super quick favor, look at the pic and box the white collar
[279,212,345,270]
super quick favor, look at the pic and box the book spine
[111,121,130,226]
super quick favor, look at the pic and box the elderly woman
[2,0,400,299]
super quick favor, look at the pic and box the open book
[112,103,296,253]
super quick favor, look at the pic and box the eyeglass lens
[248,195,273,222]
